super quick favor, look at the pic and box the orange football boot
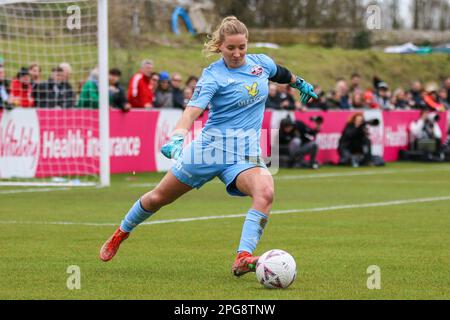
[232,251,259,277]
[99,227,129,262]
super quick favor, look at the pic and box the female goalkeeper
[100,16,317,277]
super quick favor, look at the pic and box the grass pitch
[1,162,450,300]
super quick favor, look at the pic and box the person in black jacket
[338,112,373,167]
[109,68,130,111]
[171,72,185,110]
[279,116,321,169]
[33,66,75,108]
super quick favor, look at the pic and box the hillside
[111,42,450,91]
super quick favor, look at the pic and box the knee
[141,190,170,211]
[253,187,274,208]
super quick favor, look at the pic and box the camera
[429,113,440,122]
[310,115,324,125]
[363,118,380,127]
[423,114,440,132]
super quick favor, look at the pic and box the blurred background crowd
[1,57,449,112]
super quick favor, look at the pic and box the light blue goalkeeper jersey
[187,54,277,157]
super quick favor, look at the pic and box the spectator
[0,64,10,109]
[409,80,425,109]
[29,63,42,104]
[185,75,198,92]
[128,59,154,108]
[444,77,450,105]
[438,87,449,110]
[373,81,393,110]
[350,89,367,109]
[265,83,281,110]
[154,71,173,108]
[325,90,340,109]
[306,85,327,110]
[409,108,444,160]
[109,68,130,111]
[183,86,193,109]
[33,66,75,108]
[423,82,445,112]
[338,113,375,167]
[349,73,362,94]
[29,63,42,85]
[278,116,321,169]
[77,67,99,109]
[150,72,159,95]
[277,84,296,110]
[391,88,410,110]
[59,62,72,83]
[59,62,74,95]
[171,72,184,109]
[9,67,34,107]
[335,79,351,109]
[410,108,442,144]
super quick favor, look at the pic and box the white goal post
[0,0,110,187]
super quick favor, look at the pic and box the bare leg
[99,170,193,262]
[140,170,193,212]
[235,167,274,215]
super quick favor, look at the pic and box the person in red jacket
[127,59,154,108]
[9,67,34,108]
[423,82,445,112]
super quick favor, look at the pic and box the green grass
[1,162,450,299]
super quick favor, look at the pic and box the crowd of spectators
[0,58,197,111]
[0,56,449,112]
[279,73,450,112]
[267,73,450,112]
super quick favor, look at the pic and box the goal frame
[0,0,110,187]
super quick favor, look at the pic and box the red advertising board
[0,109,447,178]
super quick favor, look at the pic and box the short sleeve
[187,68,218,110]
[256,54,277,78]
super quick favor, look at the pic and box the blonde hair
[203,16,248,57]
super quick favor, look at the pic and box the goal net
[0,0,109,187]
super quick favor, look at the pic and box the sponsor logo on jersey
[244,82,259,97]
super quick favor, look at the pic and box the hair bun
[222,16,237,23]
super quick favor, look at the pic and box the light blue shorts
[171,141,266,197]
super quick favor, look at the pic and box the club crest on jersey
[244,82,259,97]
[251,65,263,77]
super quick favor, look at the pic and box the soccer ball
[256,249,297,289]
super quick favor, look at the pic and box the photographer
[338,112,382,167]
[279,115,322,169]
[409,108,444,161]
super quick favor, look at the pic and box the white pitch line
[0,187,71,195]
[1,195,449,228]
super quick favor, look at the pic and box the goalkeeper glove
[161,134,184,160]
[289,76,318,105]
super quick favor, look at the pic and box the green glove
[290,76,318,104]
[161,134,184,160]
